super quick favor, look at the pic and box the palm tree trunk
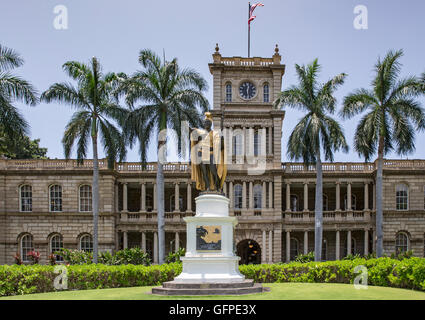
[92,134,99,263]
[157,160,165,264]
[314,150,323,262]
[376,136,384,257]
[157,111,167,264]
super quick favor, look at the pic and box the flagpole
[248,2,251,58]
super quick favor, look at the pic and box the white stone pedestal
[174,193,245,283]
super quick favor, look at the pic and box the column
[364,229,369,255]
[347,230,352,255]
[372,183,376,210]
[335,182,341,211]
[304,231,308,254]
[268,126,273,155]
[141,232,146,252]
[286,230,290,262]
[115,184,119,212]
[175,232,180,252]
[372,229,376,252]
[174,182,180,212]
[229,182,234,209]
[286,183,291,212]
[243,127,247,157]
[223,181,227,197]
[242,181,247,209]
[268,182,273,208]
[123,182,128,212]
[153,232,158,263]
[347,182,352,211]
[249,181,253,209]
[123,231,128,249]
[336,230,340,260]
[364,183,369,210]
[141,182,146,211]
[268,230,273,263]
[115,230,119,251]
[187,182,192,212]
[262,181,267,209]
[262,230,266,263]
[153,183,157,211]
[303,182,309,212]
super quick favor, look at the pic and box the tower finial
[215,43,220,53]
[275,44,279,54]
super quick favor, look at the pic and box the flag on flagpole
[248,2,264,25]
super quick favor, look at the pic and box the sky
[1,0,424,163]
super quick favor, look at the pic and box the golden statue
[190,112,227,192]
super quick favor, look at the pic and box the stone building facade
[0,46,425,265]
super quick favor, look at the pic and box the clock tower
[208,44,286,263]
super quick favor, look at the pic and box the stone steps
[152,280,269,296]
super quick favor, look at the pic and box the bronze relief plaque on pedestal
[196,225,222,251]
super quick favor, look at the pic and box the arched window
[50,234,64,262]
[290,195,298,212]
[396,184,408,210]
[290,238,299,260]
[323,194,329,211]
[253,184,262,209]
[80,234,93,252]
[234,184,243,209]
[170,195,183,212]
[225,83,232,102]
[21,234,33,263]
[396,232,409,254]
[344,194,357,211]
[79,185,92,212]
[20,185,32,212]
[263,83,270,102]
[233,134,243,156]
[49,185,62,212]
[322,238,328,261]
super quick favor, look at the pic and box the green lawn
[1,283,425,300]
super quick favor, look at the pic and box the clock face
[239,82,256,100]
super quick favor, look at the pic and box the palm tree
[274,59,348,261]
[41,57,127,263]
[341,50,425,257]
[117,49,209,264]
[0,44,37,150]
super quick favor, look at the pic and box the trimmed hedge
[1,258,425,296]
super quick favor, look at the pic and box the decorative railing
[220,57,274,67]
[1,159,424,173]
[284,210,372,223]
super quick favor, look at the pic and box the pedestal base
[174,256,244,283]
[152,279,269,296]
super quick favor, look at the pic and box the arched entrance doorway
[236,239,261,265]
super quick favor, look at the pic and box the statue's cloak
[190,128,227,191]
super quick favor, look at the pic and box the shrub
[165,248,185,263]
[56,249,93,265]
[14,253,22,265]
[113,248,151,266]
[27,251,40,265]
[294,252,314,263]
[2,257,425,297]
[0,263,182,296]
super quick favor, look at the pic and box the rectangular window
[396,185,408,210]
[50,185,62,212]
[79,185,92,212]
[20,185,32,212]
